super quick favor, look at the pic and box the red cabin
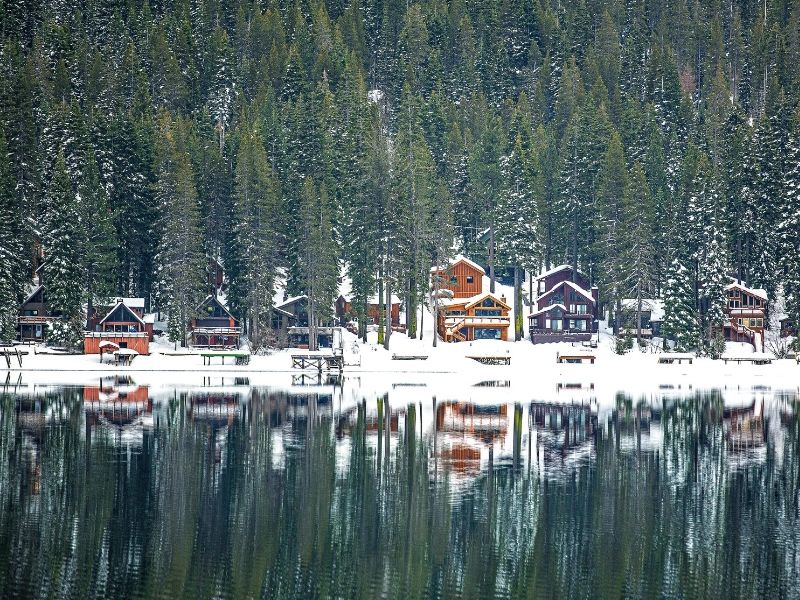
[84,300,152,355]
[430,256,485,299]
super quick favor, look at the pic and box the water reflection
[1,382,800,599]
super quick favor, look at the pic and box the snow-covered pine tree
[44,150,84,349]
[622,162,656,346]
[77,147,117,329]
[0,128,26,341]
[780,118,800,351]
[662,258,696,352]
[152,114,206,347]
[496,134,541,340]
[207,26,235,153]
[227,123,280,350]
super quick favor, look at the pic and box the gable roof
[528,303,568,319]
[99,301,145,326]
[276,294,308,310]
[430,255,486,276]
[539,280,595,304]
[464,292,511,310]
[196,294,235,319]
[21,284,44,307]
[725,282,767,301]
[621,298,665,321]
[536,264,574,280]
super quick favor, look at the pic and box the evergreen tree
[0,129,25,341]
[227,123,280,350]
[44,150,84,349]
[663,258,696,352]
[152,114,206,347]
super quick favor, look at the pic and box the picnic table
[201,351,251,366]
[467,355,511,366]
[113,349,138,366]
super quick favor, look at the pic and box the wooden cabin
[780,317,796,338]
[335,293,401,326]
[437,292,511,342]
[17,285,56,342]
[87,297,147,332]
[275,295,309,327]
[430,256,485,299]
[189,295,241,349]
[723,282,766,348]
[619,299,664,338]
[528,265,598,344]
[84,300,152,355]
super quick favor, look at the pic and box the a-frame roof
[430,255,486,276]
[196,294,236,319]
[99,301,145,325]
[464,292,511,310]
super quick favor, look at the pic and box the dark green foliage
[0,0,798,349]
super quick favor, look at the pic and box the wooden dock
[657,353,694,365]
[1,347,27,368]
[467,355,511,366]
[391,354,429,361]
[721,354,772,365]
[201,351,251,366]
[557,353,595,364]
[291,353,343,373]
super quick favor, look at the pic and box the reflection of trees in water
[1,388,799,598]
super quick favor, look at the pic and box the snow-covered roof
[528,303,567,318]
[535,264,590,281]
[98,301,145,325]
[430,255,486,275]
[196,294,235,319]
[621,298,665,321]
[725,282,767,301]
[339,293,402,305]
[464,292,510,310]
[539,280,594,303]
[21,284,44,306]
[276,295,308,309]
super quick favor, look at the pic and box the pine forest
[1,0,800,353]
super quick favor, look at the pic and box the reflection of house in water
[83,377,152,445]
[610,397,664,452]
[434,402,508,476]
[724,401,765,451]
[187,391,245,424]
[529,401,596,462]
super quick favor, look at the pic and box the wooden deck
[467,355,511,365]
[557,353,596,364]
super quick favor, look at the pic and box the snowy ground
[5,300,799,407]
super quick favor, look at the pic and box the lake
[1,377,799,599]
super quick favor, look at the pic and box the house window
[737,318,743,326]
[729,300,740,308]
[476,309,501,317]
[569,304,588,314]
[447,310,466,316]
[546,319,562,331]
[474,327,501,340]
[538,280,546,295]
[569,320,587,331]
[450,276,458,285]
[466,275,474,284]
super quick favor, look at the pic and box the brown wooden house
[84,300,152,355]
[189,295,241,348]
[437,292,511,342]
[528,265,598,344]
[430,256,485,299]
[17,285,57,342]
[335,293,401,326]
[723,282,766,348]
[780,317,796,338]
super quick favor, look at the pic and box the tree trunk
[614,297,621,336]
[384,272,392,351]
[377,270,384,346]
[636,288,643,348]
[514,266,522,341]
[489,224,496,293]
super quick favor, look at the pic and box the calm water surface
[1,378,799,599]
